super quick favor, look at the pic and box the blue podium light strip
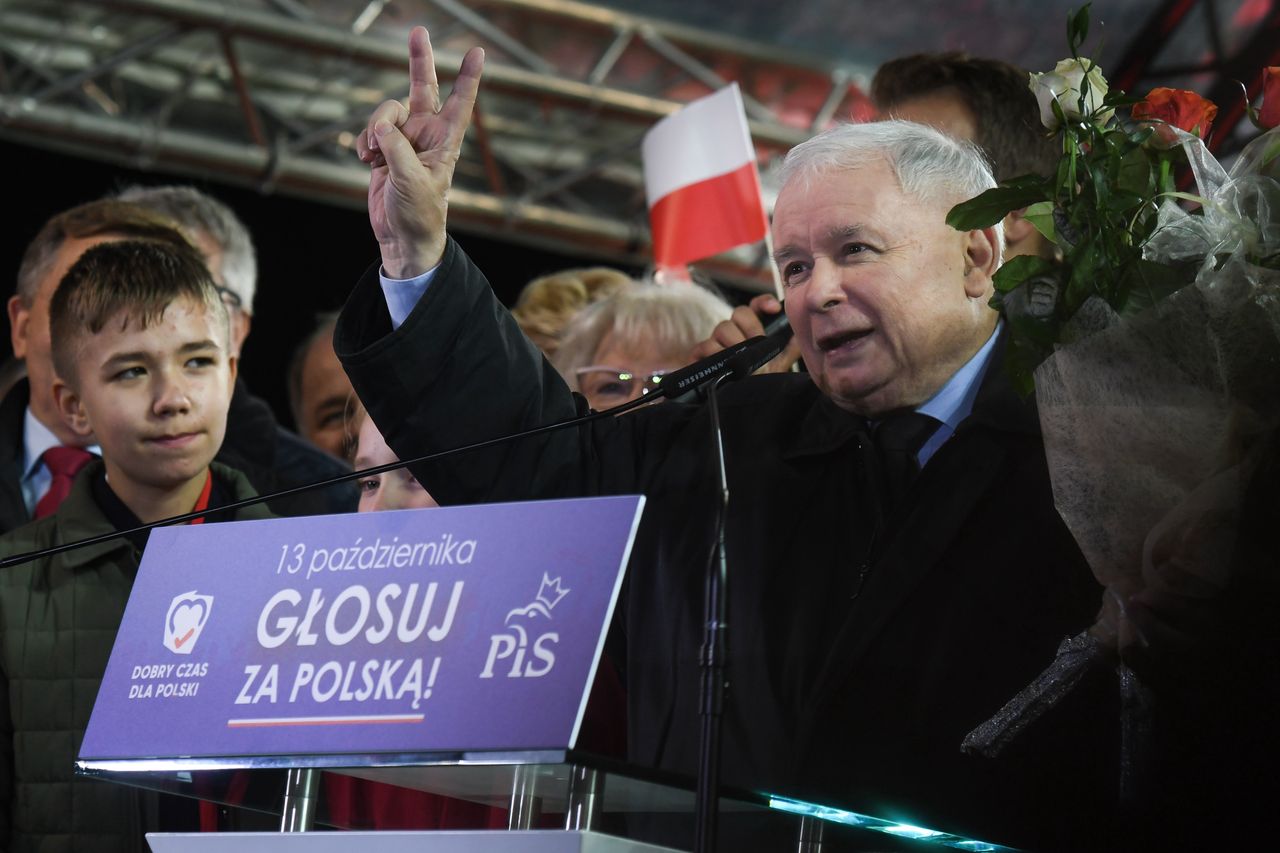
[767,795,1020,852]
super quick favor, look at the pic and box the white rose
[1029,58,1114,129]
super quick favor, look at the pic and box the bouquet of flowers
[949,5,1280,771]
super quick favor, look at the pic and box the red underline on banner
[226,714,425,728]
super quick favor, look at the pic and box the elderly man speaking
[336,29,1112,850]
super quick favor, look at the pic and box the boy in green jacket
[0,237,271,852]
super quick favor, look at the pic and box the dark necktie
[873,412,940,511]
[34,446,94,519]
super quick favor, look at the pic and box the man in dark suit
[335,30,1114,850]
[2,201,185,532]
[1,196,355,534]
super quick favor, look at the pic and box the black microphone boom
[662,317,792,401]
[0,319,793,571]
[0,391,661,570]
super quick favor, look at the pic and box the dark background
[0,136,635,429]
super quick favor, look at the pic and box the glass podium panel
[79,751,1020,851]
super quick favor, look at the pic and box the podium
[72,496,1021,852]
[78,748,1021,851]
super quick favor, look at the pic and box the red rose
[1261,67,1280,130]
[1132,88,1218,146]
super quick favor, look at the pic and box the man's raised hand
[357,27,484,278]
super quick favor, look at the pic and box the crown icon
[536,573,570,611]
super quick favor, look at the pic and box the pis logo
[164,591,214,655]
[479,573,569,679]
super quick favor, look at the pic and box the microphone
[0,314,794,570]
[662,314,792,401]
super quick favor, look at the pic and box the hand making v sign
[356,27,485,279]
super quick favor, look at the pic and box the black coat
[336,239,1119,850]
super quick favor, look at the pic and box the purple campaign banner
[79,495,644,761]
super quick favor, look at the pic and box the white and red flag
[642,83,769,271]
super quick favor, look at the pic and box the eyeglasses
[574,365,669,406]
[215,286,243,310]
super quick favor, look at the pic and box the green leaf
[1117,144,1153,196]
[992,254,1056,294]
[1104,92,1145,108]
[1160,190,1212,206]
[1128,124,1157,147]
[1066,125,1081,191]
[1089,160,1113,207]
[1068,4,1092,51]
[1063,238,1100,311]
[1051,97,1070,133]
[1107,143,1148,195]
[1119,259,1192,315]
[1023,201,1057,242]
[1000,311,1061,397]
[947,185,1048,230]
[1000,174,1049,190]
[1105,192,1146,215]
[1260,137,1280,173]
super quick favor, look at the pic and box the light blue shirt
[380,265,438,331]
[20,407,101,514]
[912,321,1002,467]
[378,264,1001,468]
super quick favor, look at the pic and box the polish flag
[643,84,769,270]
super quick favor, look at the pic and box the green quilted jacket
[0,460,270,852]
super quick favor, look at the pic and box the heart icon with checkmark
[164,592,213,655]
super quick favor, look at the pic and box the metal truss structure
[0,0,1276,289]
[0,0,876,289]
[1109,0,1280,158]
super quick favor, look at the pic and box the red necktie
[34,446,94,519]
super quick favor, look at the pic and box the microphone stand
[694,372,733,853]
[0,393,657,570]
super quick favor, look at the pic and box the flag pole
[762,222,783,300]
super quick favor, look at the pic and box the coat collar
[782,326,1040,460]
[957,331,1041,439]
[46,459,271,571]
[796,332,1039,726]
[50,458,136,570]
[781,392,869,461]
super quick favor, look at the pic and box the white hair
[116,184,258,313]
[776,120,1005,258]
[553,282,732,390]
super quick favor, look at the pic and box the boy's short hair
[49,239,228,386]
[16,199,194,303]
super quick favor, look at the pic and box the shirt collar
[22,406,63,480]
[915,320,1002,431]
[22,406,101,480]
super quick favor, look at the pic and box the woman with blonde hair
[510,266,632,357]
[553,283,732,411]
